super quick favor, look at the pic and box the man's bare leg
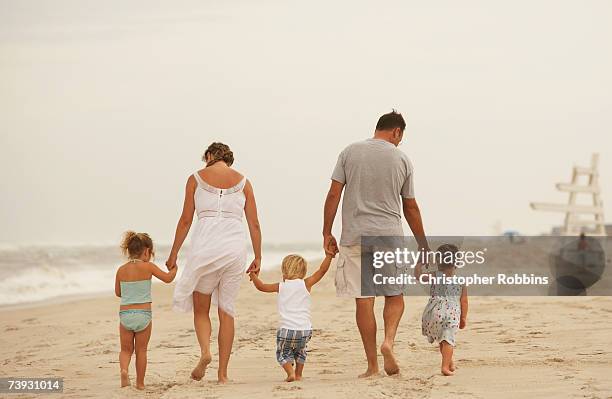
[356,297,379,378]
[381,295,403,375]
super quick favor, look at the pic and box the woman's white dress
[173,172,248,317]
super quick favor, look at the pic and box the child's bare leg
[439,341,454,376]
[134,322,152,390]
[295,362,304,381]
[119,324,134,387]
[192,292,213,381]
[282,362,295,382]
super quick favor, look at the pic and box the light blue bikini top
[120,279,152,305]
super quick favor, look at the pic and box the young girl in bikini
[115,231,177,389]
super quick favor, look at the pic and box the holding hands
[165,253,178,271]
[323,234,339,257]
[246,258,261,275]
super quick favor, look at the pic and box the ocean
[0,243,323,306]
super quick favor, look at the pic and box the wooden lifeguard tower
[531,154,606,236]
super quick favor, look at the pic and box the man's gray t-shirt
[331,138,415,246]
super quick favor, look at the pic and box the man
[323,110,428,378]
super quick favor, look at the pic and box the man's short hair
[375,110,406,132]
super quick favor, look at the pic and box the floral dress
[421,271,463,347]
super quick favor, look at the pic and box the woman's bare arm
[167,176,196,269]
[243,180,262,273]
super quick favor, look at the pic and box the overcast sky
[1,0,611,246]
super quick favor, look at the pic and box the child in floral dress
[415,244,468,376]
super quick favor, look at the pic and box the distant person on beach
[249,253,335,382]
[115,231,177,390]
[323,110,429,377]
[414,244,468,376]
[578,233,590,251]
[167,142,262,383]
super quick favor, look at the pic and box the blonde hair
[281,254,307,280]
[120,231,155,259]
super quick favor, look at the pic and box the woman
[166,142,262,383]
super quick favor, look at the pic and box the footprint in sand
[274,384,302,391]
[157,343,191,349]
[577,351,605,356]
[527,330,549,336]
[319,369,342,375]
[409,377,432,386]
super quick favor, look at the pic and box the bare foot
[120,369,130,388]
[285,373,296,382]
[449,361,456,372]
[217,375,230,384]
[358,368,380,378]
[191,354,212,381]
[381,343,400,376]
[295,375,302,381]
[136,383,145,390]
[441,367,454,376]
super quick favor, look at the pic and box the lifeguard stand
[531,154,606,236]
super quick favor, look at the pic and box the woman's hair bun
[203,142,234,166]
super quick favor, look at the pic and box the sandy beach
[1,260,611,399]
[3,2,612,398]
